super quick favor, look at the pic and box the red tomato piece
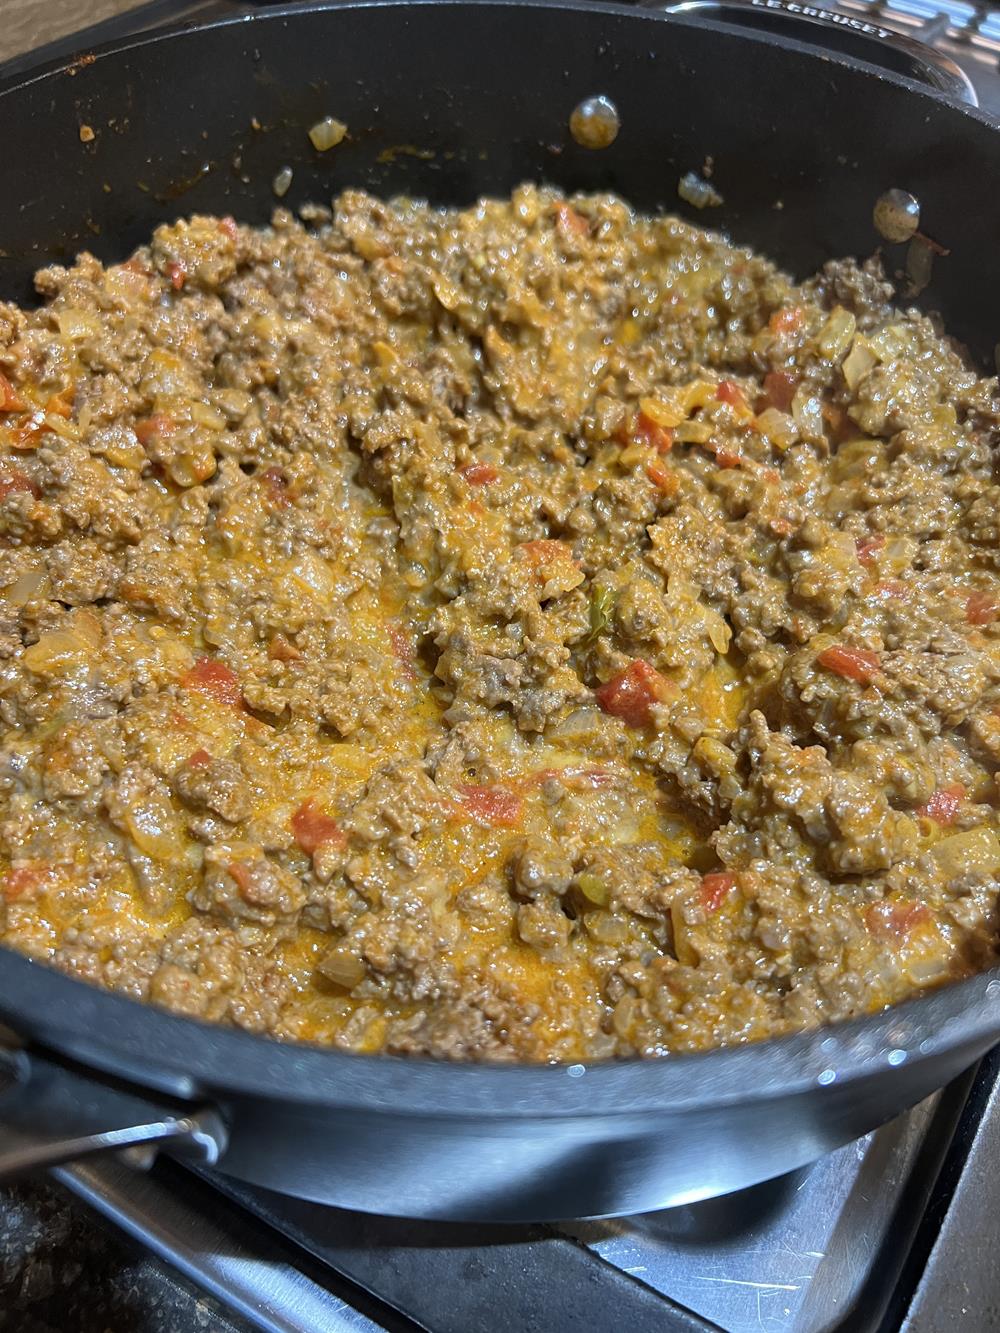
[268,633,302,663]
[633,411,674,454]
[595,659,673,728]
[700,872,736,913]
[167,261,187,290]
[646,459,679,495]
[459,785,524,827]
[187,748,212,768]
[918,783,965,826]
[291,798,347,855]
[459,462,500,485]
[716,379,746,408]
[816,644,881,683]
[856,534,886,565]
[388,624,417,680]
[873,580,908,601]
[182,657,244,708]
[517,539,576,566]
[865,900,931,942]
[966,592,999,626]
[554,203,589,237]
[2,865,46,901]
[227,861,254,893]
[762,370,798,412]
[0,371,26,413]
[0,468,40,502]
[261,466,291,506]
[218,216,239,240]
[768,307,805,335]
[134,413,175,445]
[714,446,742,469]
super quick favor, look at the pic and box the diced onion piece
[842,336,877,390]
[5,567,48,605]
[678,172,723,209]
[931,827,1000,878]
[272,166,293,198]
[791,384,824,438]
[317,947,366,989]
[577,872,610,906]
[816,307,857,361]
[707,615,731,654]
[308,117,347,151]
[639,395,686,430]
[289,549,336,598]
[56,309,100,341]
[754,407,797,449]
[674,419,713,445]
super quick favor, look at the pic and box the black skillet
[0,0,998,1222]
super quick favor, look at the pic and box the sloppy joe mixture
[1,187,998,1061]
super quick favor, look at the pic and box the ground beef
[1,186,998,1062]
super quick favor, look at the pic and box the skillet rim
[0,0,997,1118]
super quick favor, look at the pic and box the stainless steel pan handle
[649,0,978,106]
[0,1038,226,1182]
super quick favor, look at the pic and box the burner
[37,1052,1000,1331]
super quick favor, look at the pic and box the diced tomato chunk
[762,370,798,412]
[0,468,40,502]
[768,307,805,335]
[646,459,679,495]
[186,748,212,768]
[261,466,290,506]
[182,656,244,708]
[291,798,347,855]
[714,446,742,469]
[633,410,674,454]
[45,389,73,420]
[166,261,187,290]
[459,461,500,485]
[822,402,850,441]
[0,371,26,412]
[135,413,175,445]
[268,633,302,663]
[459,784,524,827]
[218,216,239,240]
[700,871,735,913]
[2,865,46,901]
[865,900,931,942]
[816,644,881,683]
[227,861,254,893]
[873,580,907,601]
[918,783,965,826]
[966,591,999,626]
[595,659,673,728]
[716,379,746,408]
[388,624,417,680]
[517,539,576,566]
[554,203,589,237]
[856,534,886,565]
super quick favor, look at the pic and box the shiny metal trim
[56,1157,384,1333]
[0,1107,227,1180]
[652,0,979,103]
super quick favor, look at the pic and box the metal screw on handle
[648,0,978,107]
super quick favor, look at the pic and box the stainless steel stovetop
[3,3,1000,1331]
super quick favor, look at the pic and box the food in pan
[1,187,997,1062]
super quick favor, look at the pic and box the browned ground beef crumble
[0,186,998,1062]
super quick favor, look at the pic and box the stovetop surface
[42,1047,1000,1332]
[2,3,999,1330]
